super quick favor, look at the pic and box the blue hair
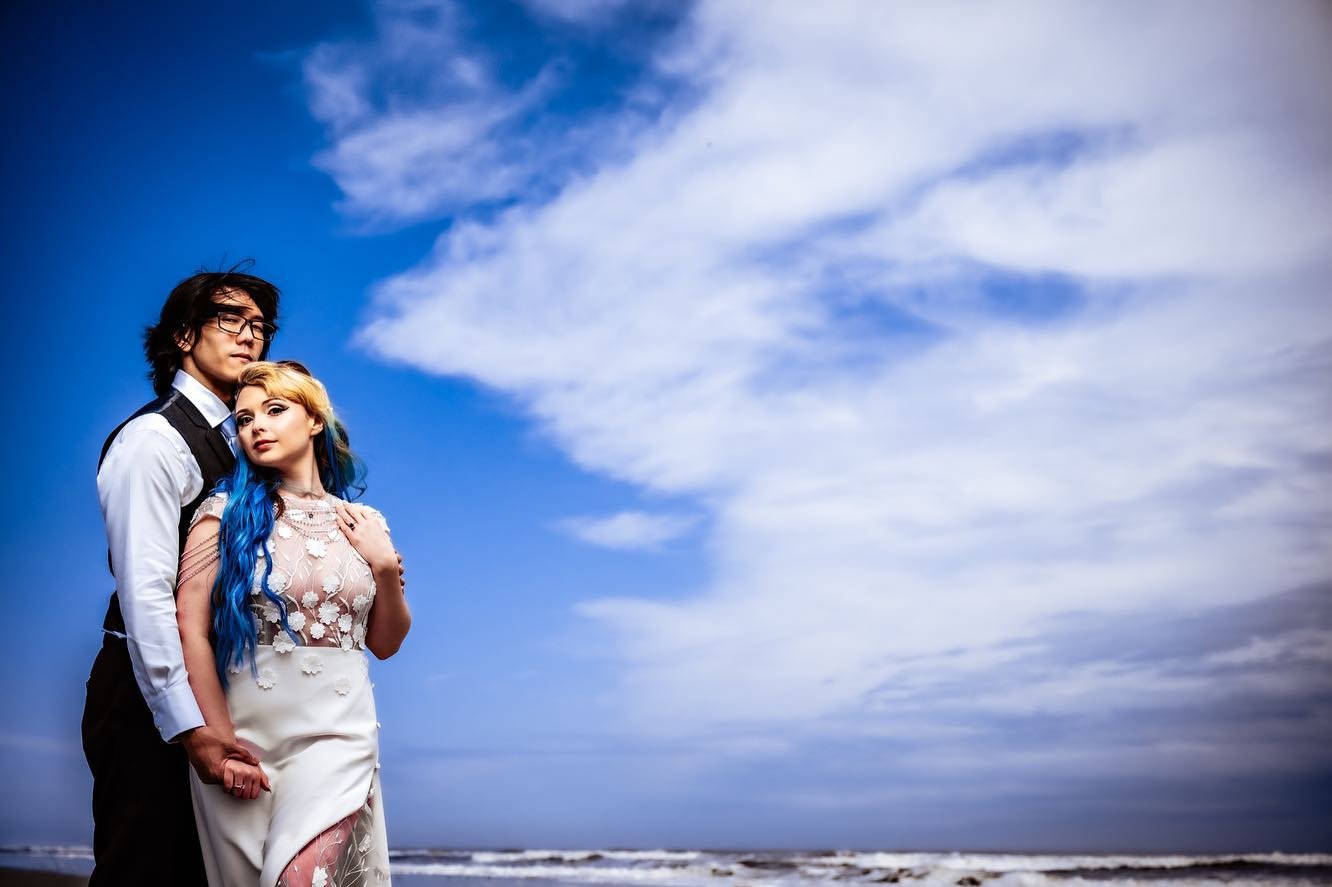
[210,417,365,686]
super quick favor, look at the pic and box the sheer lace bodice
[190,492,385,652]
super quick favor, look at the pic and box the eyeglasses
[212,310,278,342]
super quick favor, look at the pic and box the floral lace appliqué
[199,492,381,656]
[318,601,341,625]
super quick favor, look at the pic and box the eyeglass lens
[216,312,276,341]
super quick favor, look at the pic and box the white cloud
[1205,629,1332,667]
[558,511,697,551]
[302,0,569,227]
[308,0,1332,742]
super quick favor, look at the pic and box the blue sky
[2,0,1330,852]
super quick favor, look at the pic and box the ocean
[2,846,1329,886]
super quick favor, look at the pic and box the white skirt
[190,645,391,886]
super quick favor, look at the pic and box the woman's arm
[335,503,412,659]
[176,515,270,797]
[176,515,240,736]
[365,558,412,659]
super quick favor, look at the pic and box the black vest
[98,389,235,634]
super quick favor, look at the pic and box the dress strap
[178,532,221,585]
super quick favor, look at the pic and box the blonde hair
[236,360,358,490]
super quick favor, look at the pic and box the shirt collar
[171,369,233,429]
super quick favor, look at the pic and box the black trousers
[82,636,207,887]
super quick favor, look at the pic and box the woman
[176,360,411,886]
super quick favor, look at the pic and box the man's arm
[97,419,206,742]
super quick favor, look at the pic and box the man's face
[177,289,267,396]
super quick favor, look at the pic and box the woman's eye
[236,416,250,427]
[268,405,286,416]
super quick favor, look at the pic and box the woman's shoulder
[190,490,230,528]
[332,496,390,529]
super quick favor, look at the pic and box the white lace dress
[186,492,392,887]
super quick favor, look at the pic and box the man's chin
[217,366,253,389]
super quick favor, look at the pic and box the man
[82,268,281,886]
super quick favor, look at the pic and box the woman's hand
[335,502,396,573]
[222,758,268,801]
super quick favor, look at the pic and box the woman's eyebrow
[235,396,286,418]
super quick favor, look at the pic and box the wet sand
[0,868,86,887]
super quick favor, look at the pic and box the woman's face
[234,384,323,470]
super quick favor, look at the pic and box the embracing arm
[175,515,235,738]
[365,559,412,660]
[336,502,412,659]
[175,514,269,795]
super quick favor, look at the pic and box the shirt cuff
[148,680,206,743]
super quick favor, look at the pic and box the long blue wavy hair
[210,360,365,685]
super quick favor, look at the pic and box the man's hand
[180,725,270,791]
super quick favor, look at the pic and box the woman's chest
[252,506,377,648]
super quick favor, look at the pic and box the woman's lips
[252,440,275,452]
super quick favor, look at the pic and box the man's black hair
[143,261,282,396]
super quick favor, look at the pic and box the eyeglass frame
[206,306,279,342]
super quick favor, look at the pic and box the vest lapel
[204,424,237,475]
[169,393,236,485]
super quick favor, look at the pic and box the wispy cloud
[303,0,563,227]
[305,0,1332,795]
[302,0,679,230]
[557,510,697,550]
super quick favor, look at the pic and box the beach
[5,847,1332,886]
[0,869,84,887]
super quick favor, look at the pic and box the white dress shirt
[98,369,235,742]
